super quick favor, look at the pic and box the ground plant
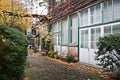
[66,54,76,62]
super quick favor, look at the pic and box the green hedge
[0,24,28,80]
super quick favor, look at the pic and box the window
[70,14,78,44]
[80,9,88,26]
[90,4,101,24]
[53,23,57,45]
[113,0,120,19]
[91,27,101,49]
[58,22,61,45]
[80,3,101,26]
[62,19,68,44]
[104,24,120,36]
[52,22,61,45]
[113,24,120,34]
[54,34,57,45]
[104,0,120,22]
[80,29,88,48]
[104,26,112,36]
[58,33,61,45]
[104,0,113,22]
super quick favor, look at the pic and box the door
[90,27,101,65]
[79,29,90,64]
[79,27,101,65]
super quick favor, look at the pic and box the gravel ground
[24,50,102,80]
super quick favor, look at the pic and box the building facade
[49,0,120,66]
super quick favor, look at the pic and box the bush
[95,34,120,80]
[33,46,38,53]
[0,24,28,80]
[47,50,58,58]
[66,54,76,62]
[49,44,54,51]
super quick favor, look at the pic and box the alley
[24,50,102,80]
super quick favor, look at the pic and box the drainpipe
[77,12,80,61]
[67,15,70,55]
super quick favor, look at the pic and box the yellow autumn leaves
[0,0,32,32]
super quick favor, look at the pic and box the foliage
[49,44,54,51]
[41,37,49,51]
[95,34,120,72]
[95,34,120,80]
[41,38,45,50]
[0,24,28,80]
[47,50,58,58]
[0,0,32,32]
[33,46,38,53]
[65,54,76,62]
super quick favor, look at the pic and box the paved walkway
[24,50,102,80]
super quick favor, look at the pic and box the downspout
[77,12,80,61]
[67,15,70,55]
[60,20,62,56]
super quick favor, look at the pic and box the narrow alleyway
[24,49,102,80]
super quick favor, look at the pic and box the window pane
[91,28,95,34]
[96,27,101,34]
[58,22,61,31]
[80,29,88,48]
[104,26,111,35]
[91,27,101,49]
[90,7,94,24]
[113,0,120,19]
[104,0,113,22]
[81,30,84,35]
[90,4,101,24]
[113,24,120,34]
[62,19,68,44]
[81,41,84,48]
[91,42,95,49]
[71,14,78,43]
[96,4,101,23]
[91,35,94,41]
[81,35,84,41]
[80,9,88,26]
[85,41,88,48]
[58,33,61,45]
[85,30,88,35]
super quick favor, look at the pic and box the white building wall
[79,0,120,66]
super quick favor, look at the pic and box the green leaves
[0,24,28,80]
[96,34,120,72]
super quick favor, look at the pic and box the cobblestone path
[24,51,102,80]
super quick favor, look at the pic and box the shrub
[0,24,28,80]
[33,46,38,53]
[49,44,54,51]
[95,34,120,80]
[47,50,58,58]
[66,54,76,62]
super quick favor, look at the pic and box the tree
[0,0,32,32]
